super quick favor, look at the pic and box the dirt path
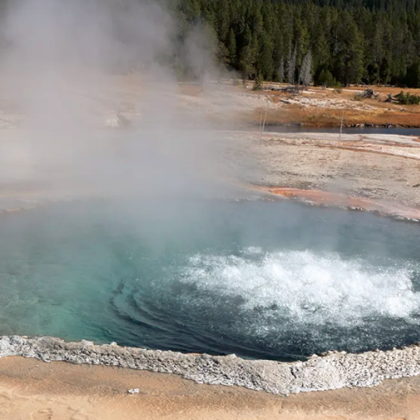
[0,356,419,420]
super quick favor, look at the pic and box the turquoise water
[1,198,420,361]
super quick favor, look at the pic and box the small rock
[105,112,130,128]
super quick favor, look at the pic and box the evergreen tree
[228,28,237,67]
[238,24,258,81]
[165,0,420,88]
[332,11,364,85]
[406,60,420,88]
[257,31,274,79]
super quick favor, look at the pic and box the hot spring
[1,198,420,361]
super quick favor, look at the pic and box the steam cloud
[0,0,233,198]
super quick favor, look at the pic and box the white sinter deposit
[1,335,420,394]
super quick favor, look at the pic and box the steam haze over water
[0,0,419,362]
[0,199,420,361]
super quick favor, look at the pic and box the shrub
[315,69,342,88]
[395,91,420,105]
[252,74,263,91]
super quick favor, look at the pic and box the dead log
[361,88,379,99]
[384,93,399,103]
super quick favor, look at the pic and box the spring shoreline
[1,335,420,395]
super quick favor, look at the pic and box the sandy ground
[0,356,419,420]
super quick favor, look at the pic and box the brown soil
[258,105,420,128]
[246,85,420,128]
[178,82,420,128]
[0,356,419,420]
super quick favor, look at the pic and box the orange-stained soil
[251,185,420,220]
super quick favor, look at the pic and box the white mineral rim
[1,335,420,394]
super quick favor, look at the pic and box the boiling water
[0,199,419,361]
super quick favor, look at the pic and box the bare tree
[299,50,312,86]
[287,45,297,85]
[278,57,284,83]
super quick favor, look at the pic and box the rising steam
[0,0,232,197]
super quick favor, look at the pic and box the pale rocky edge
[1,336,420,394]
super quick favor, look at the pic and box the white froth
[181,249,420,325]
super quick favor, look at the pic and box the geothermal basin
[1,197,420,363]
